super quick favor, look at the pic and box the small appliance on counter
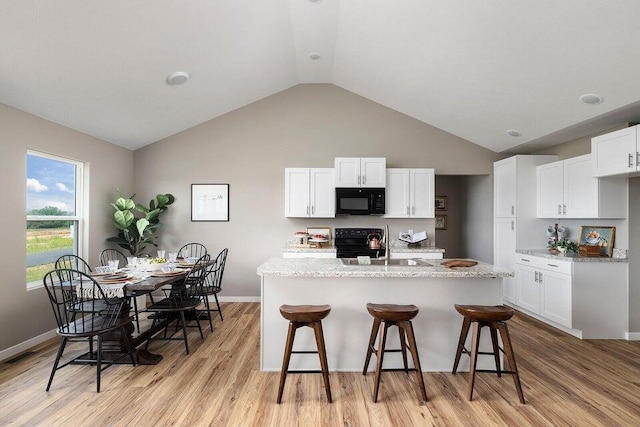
[399,230,427,248]
[335,227,386,258]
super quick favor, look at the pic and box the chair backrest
[203,248,228,294]
[55,254,92,273]
[178,242,207,259]
[183,253,211,292]
[99,248,128,268]
[43,269,124,334]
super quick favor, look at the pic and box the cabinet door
[592,126,638,177]
[310,168,335,218]
[537,161,564,218]
[361,158,386,187]
[515,264,541,314]
[285,168,310,217]
[410,168,435,218]
[495,218,516,303]
[541,270,572,327]
[563,154,598,218]
[334,158,361,187]
[385,169,410,218]
[494,158,517,217]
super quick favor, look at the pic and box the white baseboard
[626,332,640,341]
[0,329,57,363]
[216,296,260,303]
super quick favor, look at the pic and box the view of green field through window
[26,152,79,284]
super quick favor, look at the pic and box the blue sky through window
[26,154,76,214]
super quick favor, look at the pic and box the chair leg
[277,322,297,404]
[452,316,471,374]
[489,325,502,377]
[498,322,525,404]
[145,317,157,351]
[204,296,214,332]
[46,337,68,391]
[96,335,102,393]
[398,324,409,374]
[214,293,223,321]
[121,326,137,366]
[372,322,389,403]
[363,317,381,375]
[467,322,481,401]
[312,321,332,403]
[179,311,190,355]
[403,321,428,402]
[132,293,141,333]
[194,309,204,340]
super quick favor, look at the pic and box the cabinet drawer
[515,254,571,274]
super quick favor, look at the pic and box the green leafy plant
[107,190,175,256]
[549,238,579,254]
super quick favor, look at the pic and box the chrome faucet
[380,224,390,266]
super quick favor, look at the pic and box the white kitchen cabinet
[334,157,386,188]
[537,154,626,218]
[592,125,640,177]
[515,263,541,314]
[285,168,335,218]
[541,269,572,327]
[493,155,557,305]
[385,168,435,218]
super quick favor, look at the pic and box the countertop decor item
[548,237,579,255]
[578,226,615,257]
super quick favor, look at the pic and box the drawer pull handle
[520,259,530,262]
[630,153,634,168]
[547,264,559,268]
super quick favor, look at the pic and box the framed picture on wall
[578,226,615,257]
[191,184,229,221]
[435,215,447,230]
[435,195,447,211]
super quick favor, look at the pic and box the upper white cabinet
[385,168,435,218]
[592,125,640,177]
[536,154,627,218]
[285,168,335,218]
[494,157,518,217]
[334,157,386,188]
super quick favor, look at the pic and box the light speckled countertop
[517,249,628,263]
[257,257,513,278]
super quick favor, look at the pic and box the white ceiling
[2,0,640,152]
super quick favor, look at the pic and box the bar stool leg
[489,326,502,377]
[403,321,428,401]
[398,325,409,374]
[312,321,332,403]
[452,316,471,374]
[497,322,525,404]
[372,322,389,403]
[467,321,481,401]
[363,317,381,375]
[277,321,297,404]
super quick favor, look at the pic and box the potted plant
[107,191,175,256]
[549,238,579,255]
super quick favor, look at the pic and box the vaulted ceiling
[2,1,640,152]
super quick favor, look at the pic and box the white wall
[133,84,501,298]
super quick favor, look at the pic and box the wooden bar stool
[452,304,525,404]
[277,304,332,404]
[362,303,428,402]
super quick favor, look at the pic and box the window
[26,151,85,289]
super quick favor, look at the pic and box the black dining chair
[43,269,136,393]
[144,254,210,355]
[55,254,92,274]
[99,248,153,333]
[178,242,208,260]
[191,248,228,331]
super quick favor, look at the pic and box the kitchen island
[257,258,513,372]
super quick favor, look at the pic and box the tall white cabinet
[493,155,557,303]
[385,168,435,218]
[285,168,335,218]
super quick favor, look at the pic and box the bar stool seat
[277,304,332,404]
[362,303,427,403]
[452,304,525,404]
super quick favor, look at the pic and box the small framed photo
[435,195,447,211]
[578,226,615,257]
[435,215,447,230]
[306,227,332,247]
[191,184,229,222]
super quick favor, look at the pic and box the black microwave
[335,188,385,215]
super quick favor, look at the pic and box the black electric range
[334,227,386,259]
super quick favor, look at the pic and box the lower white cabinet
[540,269,572,327]
[515,264,542,314]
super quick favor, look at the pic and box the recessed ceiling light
[506,129,522,137]
[309,53,322,60]
[166,71,190,86]
[579,93,604,105]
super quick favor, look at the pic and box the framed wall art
[435,195,447,211]
[578,226,615,257]
[435,215,447,230]
[191,184,229,222]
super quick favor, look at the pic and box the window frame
[26,150,86,290]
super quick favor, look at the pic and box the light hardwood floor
[1,302,640,426]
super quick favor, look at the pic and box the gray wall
[462,175,494,263]
[0,102,134,352]
[133,84,501,298]
[434,176,463,257]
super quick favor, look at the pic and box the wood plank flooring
[2,302,640,426]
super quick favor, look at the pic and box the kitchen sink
[340,258,433,266]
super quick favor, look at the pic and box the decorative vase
[557,247,567,255]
